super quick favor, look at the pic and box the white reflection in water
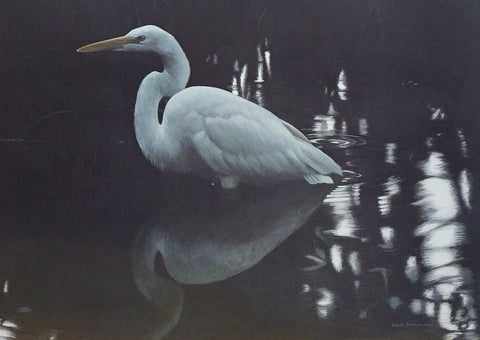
[378,176,401,216]
[327,102,339,115]
[358,118,369,136]
[421,223,466,249]
[410,299,424,315]
[338,91,348,101]
[240,63,249,98]
[341,120,348,134]
[323,185,363,240]
[384,143,397,164]
[1,321,18,330]
[233,59,240,73]
[302,284,311,293]
[423,265,466,287]
[348,251,362,276]
[421,248,460,268]
[337,69,348,92]
[428,106,446,121]
[302,248,327,272]
[379,226,395,249]
[254,44,265,83]
[0,327,16,339]
[264,38,272,78]
[312,115,336,136]
[425,301,435,317]
[253,84,265,107]
[314,288,336,319]
[408,143,478,333]
[457,128,469,158]
[414,177,460,221]
[230,75,240,96]
[352,183,361,206]
[418,151,449,177]
[330,244,343,272]
[205,53,218,65]
[438,299,477,332]
[405,256,419,283]
[415,221,441,236]
[388,296,402,310]
[459,169,473,210]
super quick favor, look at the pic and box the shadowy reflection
[131,183,333,338]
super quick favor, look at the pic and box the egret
[77,25,342,189]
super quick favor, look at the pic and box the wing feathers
[183,88,342,183]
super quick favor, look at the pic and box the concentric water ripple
[308,134,368,149]
[340,169,363,184]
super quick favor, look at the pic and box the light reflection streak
[330,244,343,272]
[312,115,336,137]
[348,251,362,276]
[418,151,449,177]
[233,59,240,74]
[378,176,401,216]
[358,118,369,136]
[0,327,16,339]
[314,288,336,319]
[254,44,265,83]
[456,128,469,158]
[421,223,466,249]
[384,143,397,164]
[240,63,249,99]
[323,185,365,241]
[338,91,348,101]
[327,102,339,115]
[413,177,460,221]
[410,299,424,315]
[3,280,8,294]
[379,226,395,249]
[405,256,419,283]
[264,38,272,78]
[428,105,446,121]
[410,146,477,332]
[337,69,348,92]
[421,248,460,268]
[459,169,473,210]
[253,85,265,106]
[230,75,239,96]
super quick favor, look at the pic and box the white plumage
[77,25,342,188]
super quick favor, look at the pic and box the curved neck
[134,36,190,169]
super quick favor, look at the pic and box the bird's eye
[137,35,146,42]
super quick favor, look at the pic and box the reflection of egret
[77,25,341,188]
[131,227,185,340]
[130,183,331,338]
[131,183,332,285]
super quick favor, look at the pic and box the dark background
[1,0,479,134]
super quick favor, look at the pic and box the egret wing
[167,87,341,181]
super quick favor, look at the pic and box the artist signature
[392,322,434,328]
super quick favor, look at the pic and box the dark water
[2,3,480,339]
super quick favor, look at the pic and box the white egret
[77,25,342,188]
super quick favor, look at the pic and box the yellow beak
[76,36,138,53]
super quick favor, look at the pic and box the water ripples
[309,134,368,149]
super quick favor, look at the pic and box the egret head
[77,25,176,54]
